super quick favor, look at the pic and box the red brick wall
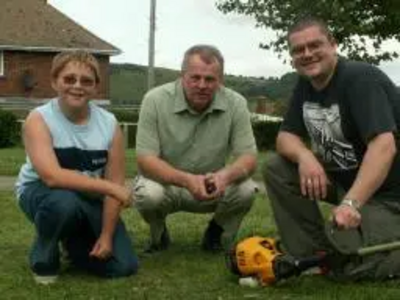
[0,50,110,99]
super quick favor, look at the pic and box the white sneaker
[33,274,58,285]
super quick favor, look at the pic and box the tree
[216,0,400,64]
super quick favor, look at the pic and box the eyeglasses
[290,40,326,57]
[62,75,96,87]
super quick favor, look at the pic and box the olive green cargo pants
[263,153,400,281]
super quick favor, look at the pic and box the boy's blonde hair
[51,50,101,83]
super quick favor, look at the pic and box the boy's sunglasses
[62,75,96,87]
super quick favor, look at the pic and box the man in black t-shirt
[263,17,400,280]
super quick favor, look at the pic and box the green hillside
[109,64,179,105]
[109,63,298,105]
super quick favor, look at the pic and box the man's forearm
[276,131,313,164]
[344,132,396,206]
[137,155,189,188]
[218,154,257,185]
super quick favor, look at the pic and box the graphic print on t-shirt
[303,102,358,171]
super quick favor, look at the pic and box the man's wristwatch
[340,198,361,211]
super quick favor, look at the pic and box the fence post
[121,123,129,148]
[119,122,137,148]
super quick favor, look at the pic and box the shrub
[0,109,20,148]
[109,109,140,123]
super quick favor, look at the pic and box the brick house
[0,0,120,101]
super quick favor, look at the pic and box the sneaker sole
[33,274,58,285]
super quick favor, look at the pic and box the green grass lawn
[0,147,26,176]
[1,191,400,299]
[0,148,269,179]
[0,148,138,178]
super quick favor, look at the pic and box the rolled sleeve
[230,96,257,156]
[347,78,397,143]
[136,94,160,156]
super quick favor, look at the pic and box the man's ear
[219,74,224,85]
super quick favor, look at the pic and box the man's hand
[184,174,216,201]
[89,234,113,260]
[332,204,361,230]
[298,151,329,200]
[204,172,228,198]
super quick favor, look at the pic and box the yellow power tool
[228,233,400,286]
[227,236,327,286]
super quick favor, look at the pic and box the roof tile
[0,0,120,55]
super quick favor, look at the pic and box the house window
[0,51,4,76]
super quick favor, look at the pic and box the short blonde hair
[181,44,224,78]
[51,50,101,84]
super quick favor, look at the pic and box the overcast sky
[49,0,400,84]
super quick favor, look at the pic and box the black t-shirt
[281,58,400,194]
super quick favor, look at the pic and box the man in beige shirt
[134,44,258,253]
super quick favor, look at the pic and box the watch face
[342,199,360,210]
[351,199,360,208]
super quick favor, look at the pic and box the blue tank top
[15,98,117,200]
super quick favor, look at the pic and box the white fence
[120,122,137,148]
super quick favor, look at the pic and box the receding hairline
[181,45,224,76]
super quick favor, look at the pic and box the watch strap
[340,198,361,211]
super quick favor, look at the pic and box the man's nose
[303,46,312,57]
[198,78,207,88]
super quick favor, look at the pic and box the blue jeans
[18,181,138,278]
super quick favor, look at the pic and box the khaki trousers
[133,176,258,248]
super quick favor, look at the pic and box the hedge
[109,109,139,124]
[0,109,20,148]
